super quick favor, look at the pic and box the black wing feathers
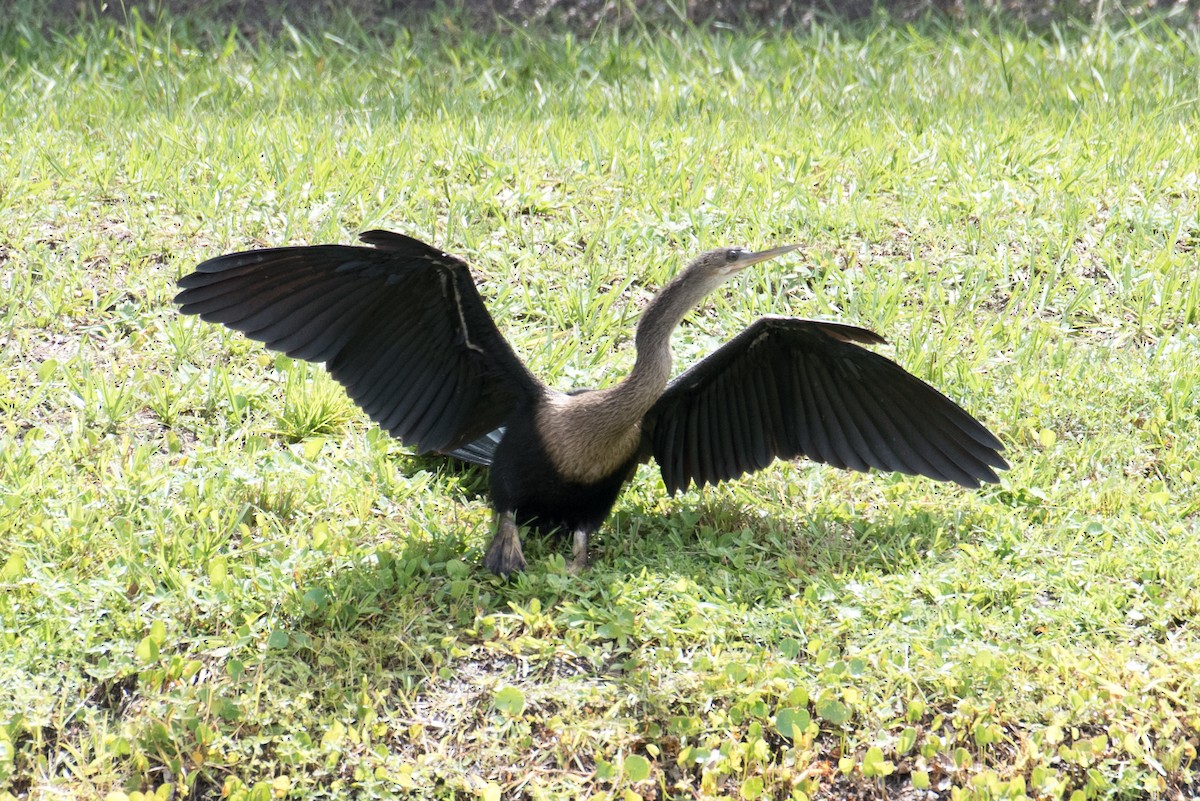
[445,426,505,466]
[644,317,1006,494]
[175,230,540,454]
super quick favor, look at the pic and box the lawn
[1,6,1199,800]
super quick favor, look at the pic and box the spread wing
[642,317,1007,494]
[175,230,541,454]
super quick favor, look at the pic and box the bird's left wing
[642,316,1007,494]
[175,230,542,454]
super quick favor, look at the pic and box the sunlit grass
[1,6,1199,800]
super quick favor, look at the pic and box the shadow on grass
[278,482,985,650]
[404,453,492,501]
[170,477,1002,801]
[5,0,1162,51]
[606,495,980,578]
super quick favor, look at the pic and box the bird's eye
[726,249,741,262]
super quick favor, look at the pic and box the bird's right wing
[175,230,542,454]
[642,316,1007,494]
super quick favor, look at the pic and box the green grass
[2,7,1200,800]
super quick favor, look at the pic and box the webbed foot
[483,511,526,577]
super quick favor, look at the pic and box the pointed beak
[734,244,800,269]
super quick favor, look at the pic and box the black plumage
[176,230,1007,576]
[643,317,1005,493]
[176,232,538,456]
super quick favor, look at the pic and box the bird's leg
[567,528,589,575]
[483,510,526,577]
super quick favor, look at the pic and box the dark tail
[444,427,504,466]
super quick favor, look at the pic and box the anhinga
[175,230,1006,576]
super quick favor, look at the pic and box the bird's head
[691,244,800,279]
[636,242,801,352]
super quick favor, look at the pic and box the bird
[175,229,1007,576]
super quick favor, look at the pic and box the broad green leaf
[302,587,329,615]
[493,686,525,717]
[862,746,894,778]
[207,555,228,585]
[740,776,764,798]
[774,707,811,741]
[321,720,346,749]
[303,437,325,460]
[135,635,159,664]
[1,553,25,581]
[594,758,616,781]
[623,754,651,782]
[816,698,850,726]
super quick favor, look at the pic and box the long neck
[534,263,727,484]
[598,265,726,422]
